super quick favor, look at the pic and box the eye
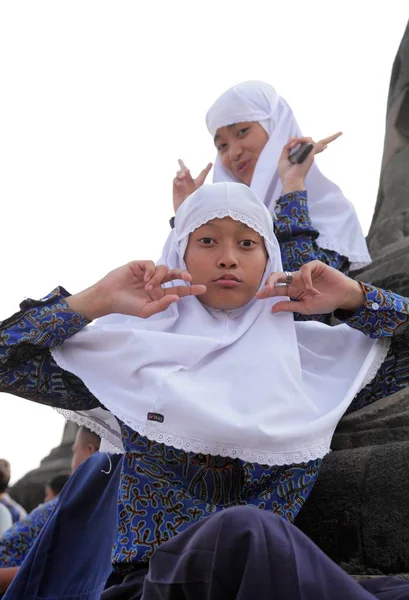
[217,142,227,152]
[237,127,250,137]
[199,237,216,245]
[239,239,256,248]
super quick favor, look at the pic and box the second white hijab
[206,81,371,270]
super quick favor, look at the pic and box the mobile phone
[289,143,313,164]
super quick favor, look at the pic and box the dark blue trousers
[103,507,409,600]
[4,455,409,599]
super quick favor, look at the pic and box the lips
[213,274,242,289]
[237,159,251,173]
[215,274,241,282]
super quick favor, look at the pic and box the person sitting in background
[44,474,70,503]
[70,426,101,472]
[0,506,11,538]
[0,461,26,524]
[0,427,100,594]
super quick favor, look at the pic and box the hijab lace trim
[54,408,124,453]
[53,338,391,461]
[184,210,268,239]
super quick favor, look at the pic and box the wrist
[337,280,364,312]
[67,283,111,321]
[282,178,306,194]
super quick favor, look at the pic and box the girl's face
[184,216,268,310]
[214,121,269,185]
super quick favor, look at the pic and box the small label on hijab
[147,412,164,423]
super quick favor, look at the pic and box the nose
[228,138,243,162]
[217,255,238,269]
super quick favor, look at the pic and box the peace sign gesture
[278,133,342,193]
[67,261,207,321]
[256,261,364,315]
[173,159,213,212]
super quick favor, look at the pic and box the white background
[1,1,407,484]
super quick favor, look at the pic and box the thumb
[272,300,305,314]
[140,295,179,318]
[195,163,213,187]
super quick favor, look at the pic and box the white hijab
[52,183,387,464]
[206,81,371,270]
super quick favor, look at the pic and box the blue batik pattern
[0,498,57,567]
[1,192,408,569]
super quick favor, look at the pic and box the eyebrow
[213,123,237,144]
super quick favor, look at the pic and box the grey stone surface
[354,21,409,297]
[367,21,409,255]
[296,23,409,574]
[332,386,409,451]
[296,392,409,573]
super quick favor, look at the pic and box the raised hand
[278,133,342,193]
[256,260,364,315]
[67,261,207,321]
[173,159,213,212]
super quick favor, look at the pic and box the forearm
[67,283,110,321]
[0,288,99,409]
[0,287,89,361]
[0,567,18,593]
[334,284,409,339]
[275,190,349,274]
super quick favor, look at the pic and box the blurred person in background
[0,427,100,595]
[0,461,26,525]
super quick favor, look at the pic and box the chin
[235,173,252,186]
[199,291,252,311]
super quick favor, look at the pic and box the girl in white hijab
[173,80,371,282]
[1,142,408,596]
[52,182,387,464]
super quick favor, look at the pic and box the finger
[140,295,180,318]
[163,284,207,298]
[184,169,195,186]
[144,264,169,288]
[129,260,156,283]
[195,162,213,187]
[319,132,342,146]
[178,159,189,172]
[255,273,289,298]
[300,264,320,296]
[148,268,192,287]
[271,300,306,314]
[286,136,313,149]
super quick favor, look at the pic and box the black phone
[289,142,313,164]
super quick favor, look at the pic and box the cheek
[253,143,266,161]
[249,254,268,289]
[220,152,232,172]
[184,247,205,281]
[250,130,269,160]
